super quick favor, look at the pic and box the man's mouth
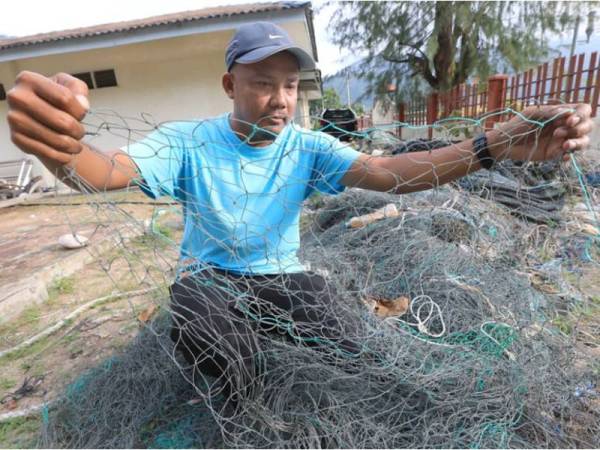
[261,115,287,125]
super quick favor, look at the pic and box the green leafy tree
[309,87,366,115]
[309,87,343,117]
[351,102,365,115]
[323,87,344,108]
[330,1,598,105]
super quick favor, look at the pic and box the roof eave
[303,3,318,63]
[0,5,314,64]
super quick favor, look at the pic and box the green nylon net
[4,108,599,448]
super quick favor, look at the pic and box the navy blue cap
[226,21,315,72]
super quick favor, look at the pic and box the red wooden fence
[356,114,373,130]
[401,51,600,138]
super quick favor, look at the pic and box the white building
[0,1,322,188]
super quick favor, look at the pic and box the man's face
[223,51,300,144]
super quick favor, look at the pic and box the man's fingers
[8,109,83,155]
[573,103,592,119]
[52,72,90,111]
[555,103,592,126]
[10,131,75,165]
[16,71,89,121]
[563,135,590,152]
[541,103,592,142]
[52,72,89,96]
[568,119,593,138]
[7,86,86,139]
[554,119,593,138]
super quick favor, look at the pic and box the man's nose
[269,87,287,110]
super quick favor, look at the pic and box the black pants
[169,270,360,399]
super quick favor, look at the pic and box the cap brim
[234,44,315,71]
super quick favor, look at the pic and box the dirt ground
[0,190,182,447]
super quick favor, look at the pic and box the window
[70,69,118,89]
[72,72,94,90]
[0,84,5,101]
[93,69,117,88]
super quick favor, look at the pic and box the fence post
[397,102,405,138]
[485,74,509,129]
[426,93,439,139]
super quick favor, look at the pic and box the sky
[0,0,593,77]
[0,0,360,76]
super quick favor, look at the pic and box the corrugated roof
[0,1,309,52]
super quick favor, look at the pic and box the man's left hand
[489,103,593,163]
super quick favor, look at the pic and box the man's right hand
[6,71,139,192]
[7,71,89,165]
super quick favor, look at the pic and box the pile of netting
[37,112,600,448]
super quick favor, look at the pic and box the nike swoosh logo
[269,34,283,39]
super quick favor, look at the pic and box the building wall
[0,20,317,187]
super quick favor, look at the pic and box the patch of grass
[306,192,325,210]
[0,415,41,448]
[589,295,600,307]
[572,303,596,319]
[299,214,314,234]
[153,223,173,239]
[131,231,168,250]
[61,330,80,345]
[591,360,600,377]
[0,335,53,363]
[552,315,572,336]
[101,245,129,261]
[567,295,600,319]
[29,362,47,379]
[552,297,600,338]
[130,221,178,251]
[0,377,16,390]
[561,270,580,286]
[47,276,75,301]
[12,305,41,328]
[21,305,42,325]
[0,304,43,342]
[536,244,557,263]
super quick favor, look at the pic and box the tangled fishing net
[35,109,600,448]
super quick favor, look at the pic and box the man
[6,22,593,403]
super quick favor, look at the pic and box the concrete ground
[0,190,179,323]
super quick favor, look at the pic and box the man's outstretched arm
[7,71,138,192]
[342,104,593,193]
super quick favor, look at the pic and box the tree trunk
[432,1,456,91]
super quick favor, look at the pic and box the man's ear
[222,72,235,99]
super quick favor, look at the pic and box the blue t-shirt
[124,113,361,274]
